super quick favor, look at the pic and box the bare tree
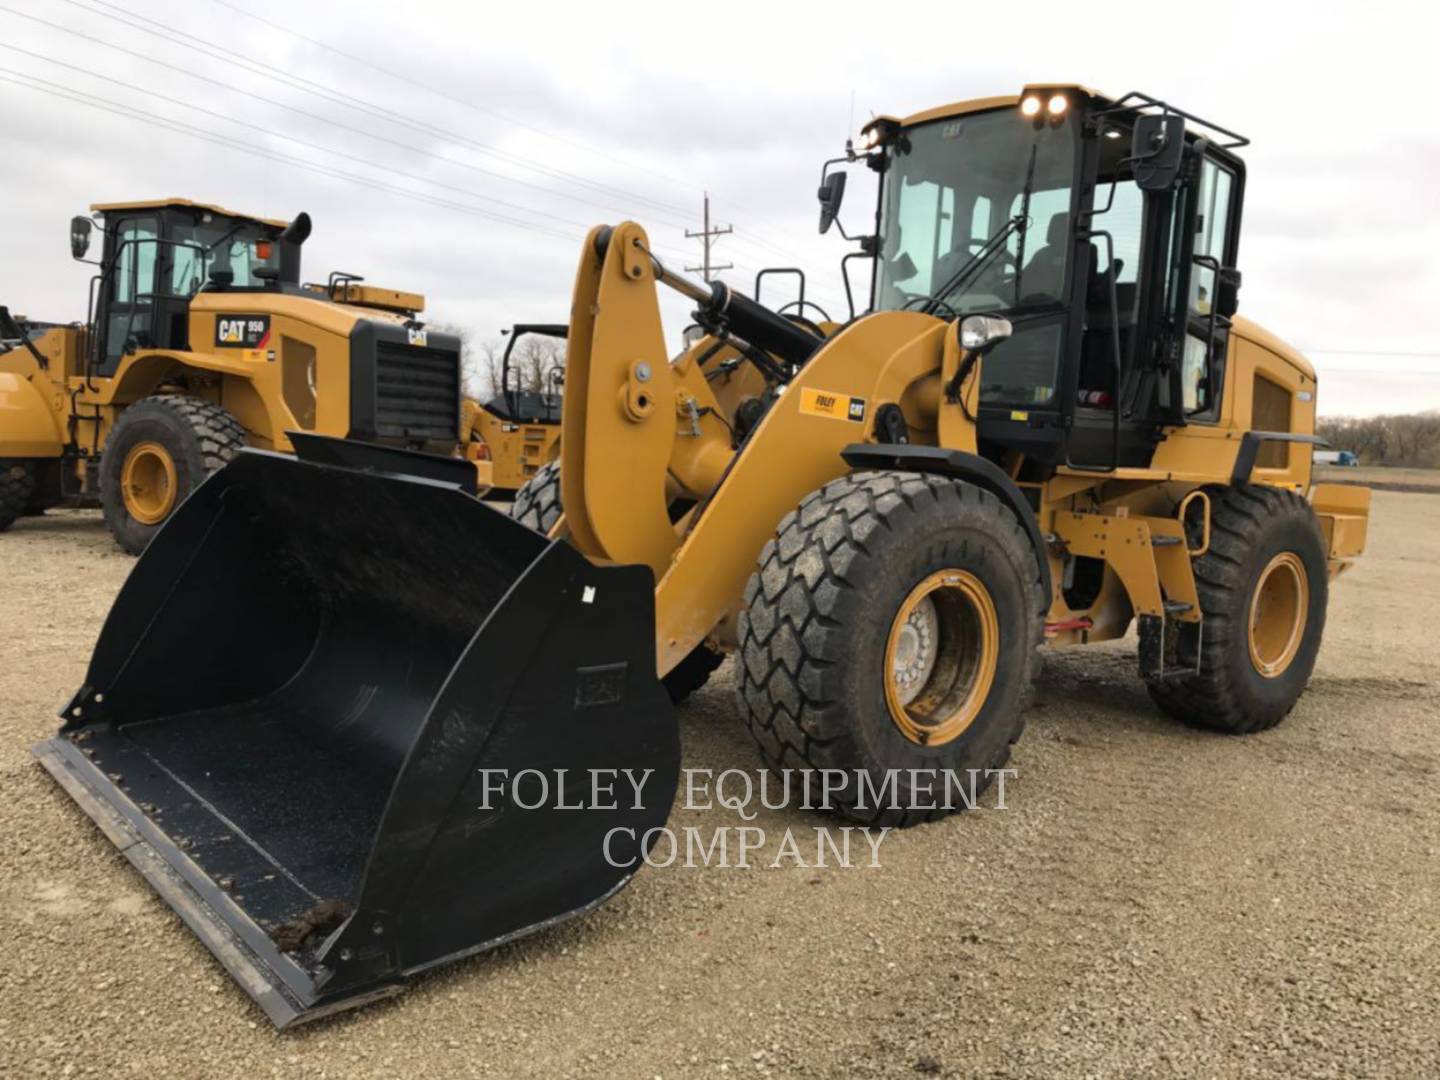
[1318,410,1440,468]
[468,337,505,401]
[511,334,565,394]
[430,322,566,401]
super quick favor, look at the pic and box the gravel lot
[2,492,1437,1078]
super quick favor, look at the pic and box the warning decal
[798,387,867,423]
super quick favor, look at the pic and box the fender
[100,349,260,403]
[840,443,1053,607]
[0,371,64,456]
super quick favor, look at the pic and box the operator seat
[1021,213,1092,303]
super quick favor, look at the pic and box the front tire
[1148,485,1328,733]
[736,472,1045,827]
[100,394,246,554]
[0,460,36,532]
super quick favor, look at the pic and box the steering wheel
[899,294,960,319]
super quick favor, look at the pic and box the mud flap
[33,442,679,1028]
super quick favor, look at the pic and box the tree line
[1317,411,1440,468]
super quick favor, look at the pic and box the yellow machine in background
[0,199,463,551]
[36,86,1369,1026]
[462,323,564,496]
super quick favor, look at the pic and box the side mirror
[1215,266,1241,318]
[959,314,1012,353]
[817,171,847,234]
[70,216,93,260]
[1131,114,1186,191]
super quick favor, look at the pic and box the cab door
[1176,155,1243,422]
[96,214,160,375]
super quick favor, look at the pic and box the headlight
[960,314,1014,352]
[1047,94,1068,116]
[1020,96,1042,118]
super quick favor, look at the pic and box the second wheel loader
[36,85,1370,1027]
[0,199,465,552]
[461,323,565,496]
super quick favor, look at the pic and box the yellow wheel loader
[462,323,565,496]
[35,86,1370,1027]
[0,199,465,552]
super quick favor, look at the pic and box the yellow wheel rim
[883,569,1000,746]
[120,441,178,526]
[1248,552,1309,679]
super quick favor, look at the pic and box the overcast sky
[4,0,1437,416]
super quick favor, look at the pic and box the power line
[203,0,832,258]
[4,2,851,311]
[2,42,685,266]
[68,0,706,225]
[0,46,596,236]
[48,0,833,286]
[0,72,583,245]
[70,0,846,294]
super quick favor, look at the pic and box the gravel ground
[1,493,1437,1078]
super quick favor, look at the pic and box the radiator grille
[374,341,460,441]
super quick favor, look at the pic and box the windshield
[874,109,1078,316]
[165,216,276,296]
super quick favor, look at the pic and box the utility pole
[685,192,733,282]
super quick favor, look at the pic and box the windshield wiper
[1011,144,1039,305]
[921,214,1026,316]
[923,142,1042,316]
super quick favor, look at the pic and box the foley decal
[798,387,867,423]
[215,315,271,349]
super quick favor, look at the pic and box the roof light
[1047,94,1068,116]
[860,126,882,150]
[1020,96,1042,117]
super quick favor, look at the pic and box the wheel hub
[883,569,1000,746]
[892,597,939,706]
[1248,551,1308,678]
[120,441,178,526]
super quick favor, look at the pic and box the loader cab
[83,200,288,376]
[865,88,1247,470]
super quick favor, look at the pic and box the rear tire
[736,471,1045,828]
[100,394,246,555]
[0,460,36,532]
[509,460,563,534]
[663,642,726,705]
[510,459,725,702]
[1147,485,1328,733]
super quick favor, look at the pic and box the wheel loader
[34,86,1371,1027]
[461,323,565,496]
[0,199,465,552]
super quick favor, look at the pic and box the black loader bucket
[33,436,679,1028]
